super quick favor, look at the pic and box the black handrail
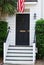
[33,33,36,43]
[4,27,10,43]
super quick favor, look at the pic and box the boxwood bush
[0,21,8,57]
[35,19,44,59]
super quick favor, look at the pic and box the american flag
[17,0,25,13]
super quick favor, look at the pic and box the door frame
[15,12,30,46]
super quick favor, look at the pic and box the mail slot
[20,30,29,32]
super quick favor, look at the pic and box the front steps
[5,44,36,65]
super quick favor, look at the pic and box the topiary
[36,19,44,59]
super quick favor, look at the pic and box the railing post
[3,43,6,63]
[3,31,10,63]
[33,43,36,65]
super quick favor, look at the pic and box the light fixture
[34,13,36,19]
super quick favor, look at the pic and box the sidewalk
[1,60,44,65]
[35,60,44,65]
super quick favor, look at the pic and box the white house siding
[6,0,42,46]
[43,0,44,18]
[29,0,41,45]
[6,15,16,45]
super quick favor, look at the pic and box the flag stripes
[17,0,25,13]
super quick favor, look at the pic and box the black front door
[16,14,29,46]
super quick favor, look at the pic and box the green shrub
[0,21,8,57]
[35,19,44,59]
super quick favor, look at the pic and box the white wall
[42,0,44,18]
[28,0,41,45]
[6,0,42,46]
[6,15,16,45]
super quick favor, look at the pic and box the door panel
[16,14,29,45]
[16,14,29,30]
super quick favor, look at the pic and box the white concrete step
[6,54,33,56]
[5,61,33,64]
[7,50,33,53]
[8,49,33,52]
[5,45,35,64]
[6,57,33,60]
[9,46,33,50]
